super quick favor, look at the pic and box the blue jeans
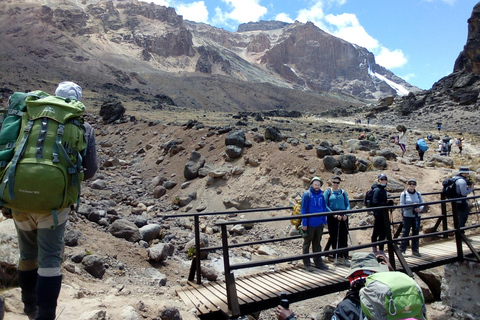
[455,201,470,228]
[400,216,420,252]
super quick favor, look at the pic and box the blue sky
[139,0,478,90]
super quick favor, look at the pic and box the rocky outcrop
[454,2,480,74]
[238,20,290,32]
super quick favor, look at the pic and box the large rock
[99,99,125,123]
[184,151,205,180]
[225,145,243,158]
[323,156,340,171]
[339,154,357,173]
[147,243,174,262]
[346,139,378,151]
[139,224,161,242]
[265,126,282,142]
[109,219,142,242]
[225,130,246,147]
[82,255,106,279]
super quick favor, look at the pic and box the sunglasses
[332,181,340,184]
[379,178,387,181]
[408,182,417,185]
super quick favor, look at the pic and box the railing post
[451,201,464,260]
[194,215,202,284]
[441,193,448,238]
[221,224,240,316]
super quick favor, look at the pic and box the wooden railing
[164,190,480,315]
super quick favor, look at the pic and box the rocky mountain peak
[237,20,290,32]
[454,2,480,74]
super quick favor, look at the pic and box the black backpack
[364,188,375,207]
[442,177,460,199]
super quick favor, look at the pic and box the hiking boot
[304,265,314,272]
[314,262,329,270]
[412,251,422,257]
[343,258,351,267]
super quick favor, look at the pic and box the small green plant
[187,247,195,259]
[85,249,92,255]
[173,196,180,205]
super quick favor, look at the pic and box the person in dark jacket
[301,176,329,271]
[2,81,98,320]
[275,252,389,320]
[370,174,393,257]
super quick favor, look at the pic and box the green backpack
[360,271,426,320]
[0,92,87,224]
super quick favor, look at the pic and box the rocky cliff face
[374,3,480,133]
[0,0,417,113]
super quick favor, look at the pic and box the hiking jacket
[83,122,98,180]
[400,190,424,218]
[301,187,327,227]
[331,290,363,320]
[371,183,388,216]
[324,188,350,213]
[454,175,473,203]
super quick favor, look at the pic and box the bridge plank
[216,281,254,304]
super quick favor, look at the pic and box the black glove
[386,200,394,206]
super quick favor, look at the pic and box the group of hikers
[394,125,464,160]
[279,166,475,319]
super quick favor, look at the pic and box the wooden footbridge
[167,191,480,319]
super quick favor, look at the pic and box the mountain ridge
[0,0,418,113]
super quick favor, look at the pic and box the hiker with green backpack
[1,81,97,320]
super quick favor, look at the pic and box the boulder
[109,219,142,242]
[225,130,246,147]
[184,151,206,180]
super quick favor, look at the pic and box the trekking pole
[334,217,340,265]
[473,189,480,223]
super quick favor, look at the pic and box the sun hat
[458,166,471,174]
[310,176,323,186]
[345,252,389,278]
[377,173,387,180]
[55,81,82,101]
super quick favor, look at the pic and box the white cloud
[275,12,294,23]
[375,47,408,69]
[220,0,267,23]
[325,13,379,50]
[296,2,328,29]
[423,0,457,5]
[176,1,209,23]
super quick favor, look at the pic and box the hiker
[398,130,406,157]
[275,252,389,320]
[300,176,329,271]
[415,138,426,161]
[325,176,351,266]
[453,167,474,228]
[456,136,464,154]
[370,174,394,257]
[437,123,442,132]
[2,81,98,320]
[400,179,424,257]
[427,133,433,142]
[439,138,449,156]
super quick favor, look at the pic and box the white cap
[55,81,82,101]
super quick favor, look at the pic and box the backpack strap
[0,120,35,202]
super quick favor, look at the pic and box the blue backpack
[417,139,428,152]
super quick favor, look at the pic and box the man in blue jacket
[301,176,329,271]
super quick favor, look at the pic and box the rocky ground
[1,108,480,320]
